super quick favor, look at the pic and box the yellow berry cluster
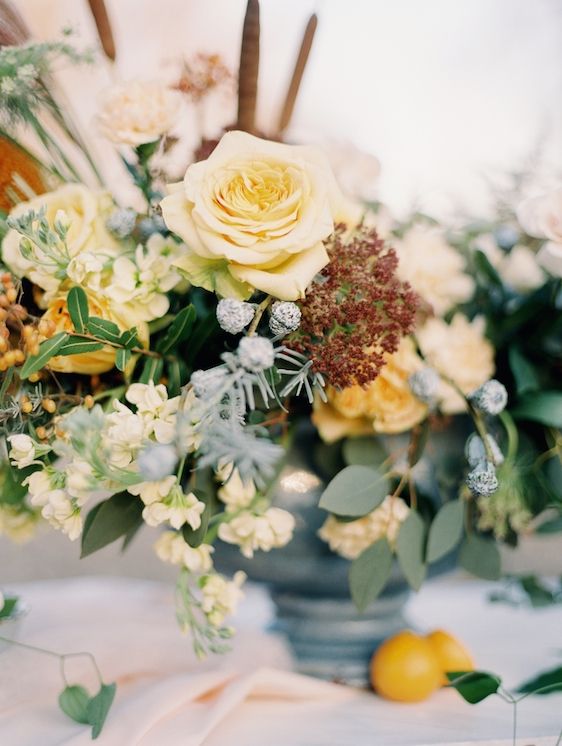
[0,272,56,372]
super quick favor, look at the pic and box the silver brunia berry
[408,367,440,403]
[216,298,256,334]
[469,379,508,416]
[237,336,275,372]
[466,461,499,497]
[269,301,302,336]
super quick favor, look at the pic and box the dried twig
[237,0,260,133]
[277,13,318,135]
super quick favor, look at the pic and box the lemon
[426,629,474,684]
[370,630,442,702]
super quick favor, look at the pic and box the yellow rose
[416,314,495,414]
[97,80,181,146]
[41,290,149,375]
[2,184,119,302]
[162,131,357,301]
[312,338,428,442]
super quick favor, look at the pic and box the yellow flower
[417,314,495,414]
[2,184,119,301]
[162,131,358,301]
[41,289,148,375]
[312,338,427,442]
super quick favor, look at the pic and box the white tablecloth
[0,574,560,745]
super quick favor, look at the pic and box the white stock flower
[7,434,38,468]
[217,466,256,511]
[105,401,147,467]
[129,475,177,505]
[66,250,106,291]
[319,495,410,559]
[218,507,295,558]
[41,490,82,541]
[143,487,205,531]
[65,459,97,502]
[417,314,495,414]
[97,80,181,146]
[125,382,179,444]
[394,224,474,315]
[23,469,56,507]
[200,571,246,627]
[105,235,182,322]
[154,531,214,572]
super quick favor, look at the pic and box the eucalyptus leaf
[396,510,426,590]
[447,670,501,704]
[426,501,464,563]
[139,356,164,384]
[459,534,501,580]
[508,346,539,396]
[319,465,390,517]
[342,436,387,467]
[511,391,562,428]
[81,493,143,558]
[517,665,562,695]
[19,332,69,378]
[349,538,393,612]
[58,685,90,725]
[67,286,89,333]
[87,682,116,739]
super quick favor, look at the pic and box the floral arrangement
[1,0,561,664]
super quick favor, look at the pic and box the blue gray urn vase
[214,425,411,686]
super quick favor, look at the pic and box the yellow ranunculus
[312,338,428,443]
[1,184,120,302]
[161,131,360,301]
[41,290,149,375]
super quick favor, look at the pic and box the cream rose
[1,184,119,301]
[394,223,475,316]
[417,313,494,414]
[41,289,149,375]
[312,338,427,442]
[517,188,562,243]
[97,80,181,146]
[162,130,355,301]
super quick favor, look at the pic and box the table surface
[0,573,561,746]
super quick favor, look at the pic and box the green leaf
[319,465,390,517]
[511,391,562,427]
[166,358,189,396]
[115,348,131,372]
[157,305,196,354]
[136,140,160,162]
[58,336,104,356]
[86,317,122,344]
[536,514,562,534]
[517,665,562,695]
[396,510,427,590]
[459,534,501,580]
[474,249,504,288]
[447,670,501,704]
[67,286,89,333]
[58,685,90,725]
[139,356,164,384]
[342,436,387,467]
[349,538,393,612]
[508,346,540,396]
[0,597,18,618]
[81,493,143,558]
[426,501,464,563]
[87,682,116,739]
[19,332,69,379]
[0,366,14,404]
[119,328,139,349]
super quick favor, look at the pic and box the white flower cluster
[215,464,295,558]
[319,495,410,559]
[517,188,562,279]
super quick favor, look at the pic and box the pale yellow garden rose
[97,80,181,146]
[312,338,428,443]
[416,313,495,414]
[1,184,119,302]
[41,289,149,375]
[162,131,359,301]
[393,223,475,316]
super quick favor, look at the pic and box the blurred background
[2,0,562,580]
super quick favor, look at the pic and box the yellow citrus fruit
[370,630,442,702]
[426,629,474,684]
